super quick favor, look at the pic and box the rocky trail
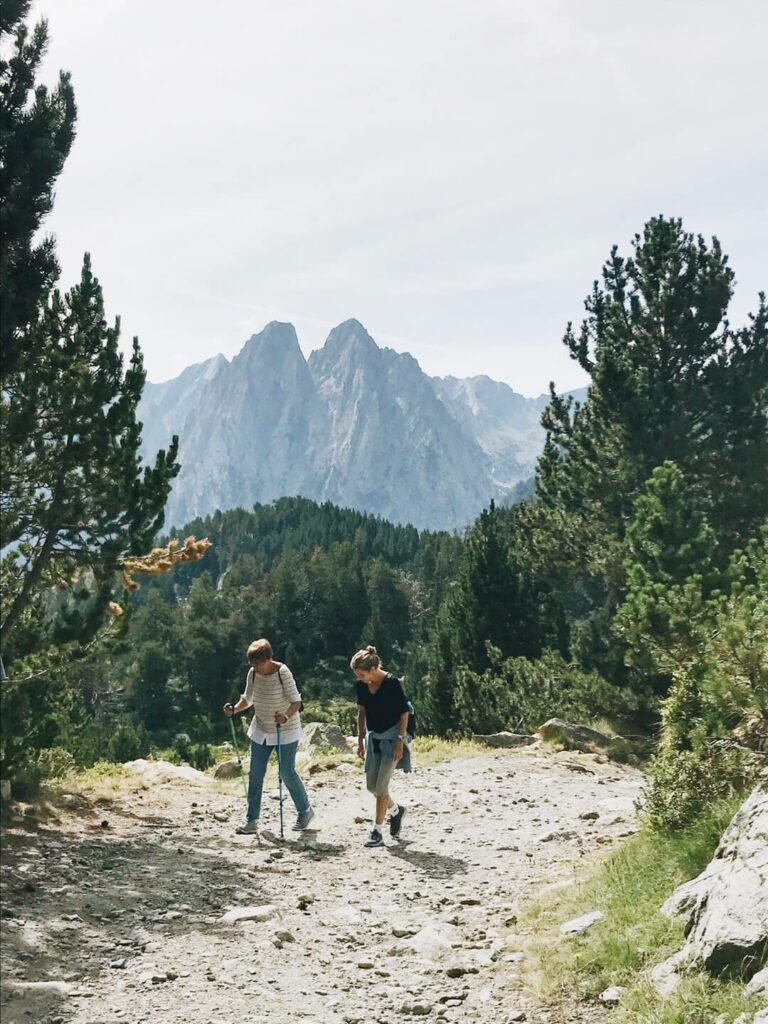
[1,747,643,1024]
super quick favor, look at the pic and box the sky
[34,0,768,397]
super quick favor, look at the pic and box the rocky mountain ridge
[139,319,584,530]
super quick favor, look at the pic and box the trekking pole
[276,723,285,840]
[224,704,248,801]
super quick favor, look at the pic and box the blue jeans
[246,738,310,822]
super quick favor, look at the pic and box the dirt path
[1,747,642,1024]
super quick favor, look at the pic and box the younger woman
[224,638,314,837]
[351,645,411,847]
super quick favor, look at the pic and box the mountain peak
[239,321,303,367]
[320,319,379,360]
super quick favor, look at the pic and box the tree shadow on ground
[0,805,270,1023]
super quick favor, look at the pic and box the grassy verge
[518,795,763,1023]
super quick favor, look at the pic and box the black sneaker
[364,828,384,847]
[389,804,406,838]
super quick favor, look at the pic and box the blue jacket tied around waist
[364,722,412,774]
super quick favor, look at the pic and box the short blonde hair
[247,638,273,664]
[350,645,381,672]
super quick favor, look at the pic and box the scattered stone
[538,829,576,843]
[471,733,535,749]
[398,924,460,960]
[445,964,478,978]
[400,1004,433,1016]
[560,911,605,936]
[274,930,296,943]
[579,810,600,820]
[108,959,127,969]
[599,985,625,1004]
[392,926,418,938]
[357,960,375,969]
[506,1013,527,1023]
[221,904,277,925]
[298,894,316,911]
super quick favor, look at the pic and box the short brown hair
[247,638,273,664]
[350,645,381,672]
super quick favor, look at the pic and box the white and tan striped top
[241,663,302,745]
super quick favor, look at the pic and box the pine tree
[0,2,77,376]
[0,256,179,660]
[539,217,768,553]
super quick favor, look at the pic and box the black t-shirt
[356,674,410,734]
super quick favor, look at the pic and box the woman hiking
[224,638,314,837]
[351,645,412,848]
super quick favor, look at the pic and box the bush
[107,721,151,763]
[189,743,213,771]
[452,647,639,736]
[36,746,77,779]
[643,746,752,832]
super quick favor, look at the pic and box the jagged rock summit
[139,318,573,530]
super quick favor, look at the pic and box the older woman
[224,638,314,837]
[351,645,412,847]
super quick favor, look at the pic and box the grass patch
[410,735,488,767]
[518,795,757,1023]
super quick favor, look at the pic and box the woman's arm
[224,696,249,717]
[275,700,302,724]
[357,706,366,758]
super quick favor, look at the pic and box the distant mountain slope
[138,319,583,530]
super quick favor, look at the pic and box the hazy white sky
[36,0,767,396]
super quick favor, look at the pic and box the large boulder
[472,732,536,749]
[300,722,348,753]
[662,784,768,979]
[537,718,612,751]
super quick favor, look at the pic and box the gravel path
[1,747,643,1024]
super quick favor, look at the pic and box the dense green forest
[1,4,766,831]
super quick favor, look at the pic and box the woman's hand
[223,703,234,718]
[275,711,289,726]
[392,738,404,765]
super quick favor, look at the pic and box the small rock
[274,930,296,943]
[357,960,375,969]
[506,1013,527,1023]
[221,904,277,925]
[392,926,417,938]
[400,1004,433,1016]
[212,811,229,822]
[559,910,605,935]
[579,810,600,820]
[599,985,625,1004]
[650,952,686,998]
[108,959,127,969]
[213,760,244,780]
[746,966,768,996]
[445,964,478,978]
[539,829,576,843]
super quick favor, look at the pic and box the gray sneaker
[235,819,259,835]
[292,806,315,831]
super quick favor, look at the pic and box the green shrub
[36,746,77,779]
[107,721,150,763]
[643,746,752,832]
[189,743,213,771]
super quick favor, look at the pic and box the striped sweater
[241,663,302,745]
